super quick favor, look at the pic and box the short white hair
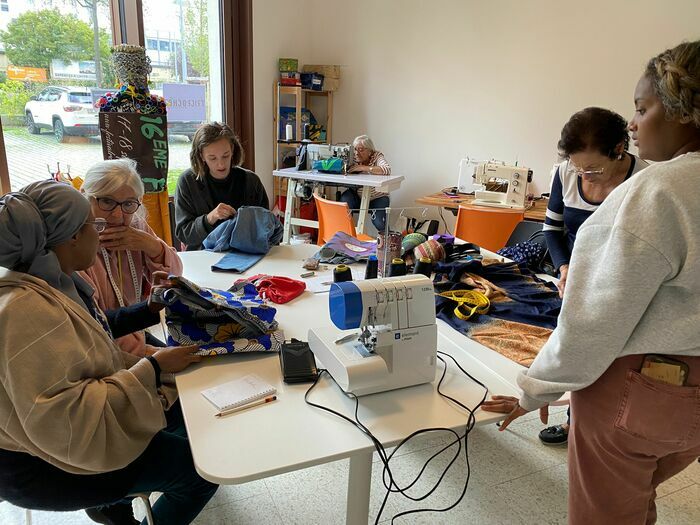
[353,134,376,152]
[81,158,145,199]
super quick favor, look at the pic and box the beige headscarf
[0,180,91,307]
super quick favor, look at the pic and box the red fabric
[256,276,306,304]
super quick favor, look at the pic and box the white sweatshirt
[518,152,700,411]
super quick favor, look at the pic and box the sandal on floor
[538,424,568,446]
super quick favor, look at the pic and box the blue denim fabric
[203,206,283,254]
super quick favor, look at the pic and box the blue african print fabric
[160,276,284,356]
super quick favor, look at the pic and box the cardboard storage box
[303,64,340,90]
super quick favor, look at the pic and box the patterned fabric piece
[497,241,547,271]
[314,231,377,264]
[434,260,561,366]
[161,276,283,355]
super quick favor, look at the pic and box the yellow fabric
[142,191,172,246]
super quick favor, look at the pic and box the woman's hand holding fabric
[153,344,202,373]
[556,264,569,298]
[206,203,236,225]
[100,225,163,257]
[148,271,179,312]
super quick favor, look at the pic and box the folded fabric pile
[433,260,561,366]
[203,206,284,272]
[159,276,284,356]
[313,231,376,264]
[230,274,306,304]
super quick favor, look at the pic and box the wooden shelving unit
[272,83,334,201]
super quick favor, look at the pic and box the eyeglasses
[571,164,605,177]
[86,218,108,233]
[96,197,141,214]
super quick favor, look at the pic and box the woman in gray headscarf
[0,181,217,525]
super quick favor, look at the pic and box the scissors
[436,289,490,321]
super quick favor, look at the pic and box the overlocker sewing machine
[471,161,533,209]
[308,275,437,396]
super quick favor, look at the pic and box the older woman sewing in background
[340,134,392,231]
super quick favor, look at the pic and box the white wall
[254,0,700,219]
[252,0,312,203]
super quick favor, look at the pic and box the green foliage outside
[168,167,184,196]
[0,80,41,117]
[0,9,115,87]
[184,0,209,78]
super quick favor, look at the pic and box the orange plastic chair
[454,206,525,252]
[313,194,374,245]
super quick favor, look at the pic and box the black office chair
[506,220,544,246]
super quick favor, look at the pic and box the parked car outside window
[24,86,99,143]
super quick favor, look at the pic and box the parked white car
[25,86,99,142]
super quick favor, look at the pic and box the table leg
[356,186,372,234]
[346,450,373,525]
[283,178,296,244]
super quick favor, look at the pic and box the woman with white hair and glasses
[340,134,392,231]
[80,158,183,356]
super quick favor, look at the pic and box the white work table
[272,168,405,243]
[175,244,526,525]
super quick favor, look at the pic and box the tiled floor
[1,408,698,524]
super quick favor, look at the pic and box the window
[142,0,224,194]
[0,2,113,191]
[0,1,234,197]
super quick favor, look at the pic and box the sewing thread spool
[364,255,378,280]
[388,258,406,277]
[413,256,433,277]
[333,265,353,283]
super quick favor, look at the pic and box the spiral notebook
[201,374,277,411]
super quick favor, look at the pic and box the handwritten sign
[99,112,169,193]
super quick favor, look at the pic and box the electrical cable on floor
[304,351,488,524]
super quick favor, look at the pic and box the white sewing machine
[472,161,532,209]
[308,275,437,396]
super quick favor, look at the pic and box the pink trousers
[569,354,700,525]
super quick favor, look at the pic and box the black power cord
[304,350,488,524]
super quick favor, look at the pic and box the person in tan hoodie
[0,181,217,524]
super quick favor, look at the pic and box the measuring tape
[436,289,490,321]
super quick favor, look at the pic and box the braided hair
[645,40,700,127]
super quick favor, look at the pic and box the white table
[175,245,526,525]
[272,168,405,243]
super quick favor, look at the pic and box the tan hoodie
[0,268,174,474]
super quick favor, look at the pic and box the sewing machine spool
[333,265,352,283]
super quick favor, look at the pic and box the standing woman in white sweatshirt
[482,40,700,524]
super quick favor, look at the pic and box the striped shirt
[366,151,391,198]
[543,153,648,270]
